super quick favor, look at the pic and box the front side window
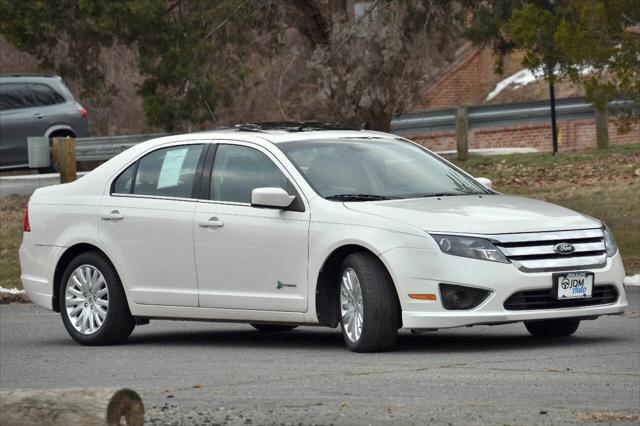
[279,138,490,200]
[210,144,288,203]
[0,83,36,110]
[121,144,204,198]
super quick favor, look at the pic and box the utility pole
[549,76,559,156]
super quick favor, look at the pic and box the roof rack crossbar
[234,121,356,133]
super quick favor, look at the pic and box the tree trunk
[595,105,610,149]
[0,388,144,426]
[362,107,392,132]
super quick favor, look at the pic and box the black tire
[250,324,298,332]
[524,318,581,337]
[58,251,135,345]
[339,252,401,352]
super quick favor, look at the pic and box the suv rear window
[30,83,66,106]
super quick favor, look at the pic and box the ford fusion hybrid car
[19,123,627,352]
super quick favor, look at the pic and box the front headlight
[431,234,508,263]
[603,225,618,257]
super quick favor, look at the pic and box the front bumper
[381,247,628,330]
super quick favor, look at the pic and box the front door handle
[198,217,224,228]
[101,210,124,221]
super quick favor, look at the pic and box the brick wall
[409,118,640,153]
[419,47,497,109]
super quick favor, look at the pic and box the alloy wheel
[340,267,364,343]
[65,265,109,335]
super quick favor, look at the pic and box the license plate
[553,272,594,299]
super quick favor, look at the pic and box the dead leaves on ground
[461,152,640,190]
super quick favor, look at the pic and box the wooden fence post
[595,106,610,149]
[455,107,469,161]
[52,137,77,183]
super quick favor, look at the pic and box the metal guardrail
[74,133,169,162]
[21,97,635,165]
[390,97,635,136]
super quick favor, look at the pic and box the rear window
[29,83,66,106]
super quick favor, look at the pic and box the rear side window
[113,163,136,194]
[29,83,66,106]
[0,83,36,110]
[133,145,204,198]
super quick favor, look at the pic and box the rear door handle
[33,113,43,119]
[101,210,124,221]
[198,217,224,228]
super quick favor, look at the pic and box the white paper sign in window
[157,148,188,189]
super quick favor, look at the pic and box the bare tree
[283,0,463,131]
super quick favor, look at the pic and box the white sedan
[19,124,628,352]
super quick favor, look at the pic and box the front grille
[504,285,618,310]
[488,228,607,272]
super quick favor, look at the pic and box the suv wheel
[339,252,400,352]
[59,252,135,345]
[524,319,580,337]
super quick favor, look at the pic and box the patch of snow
[486,68,544,101]
[0,287,25,294]
[624,275,640,287]
[485,64,597,102]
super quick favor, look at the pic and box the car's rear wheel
[250,324,298,332]
[59,252,135,345]
[339,252,400,352]
[524,318,580,337]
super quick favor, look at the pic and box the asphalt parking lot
[1,288,639,426]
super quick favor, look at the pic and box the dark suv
[0,74,89,169]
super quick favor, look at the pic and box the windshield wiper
[410,192,471,198]
[325,194,396,201]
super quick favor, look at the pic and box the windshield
[278,138,490,200]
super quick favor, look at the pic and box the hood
[344,194,601,235]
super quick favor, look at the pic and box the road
[1,288,639,426]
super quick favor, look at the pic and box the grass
[0,195,28,290]
[1,144,638,291]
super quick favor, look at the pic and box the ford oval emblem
[554,242,575,255]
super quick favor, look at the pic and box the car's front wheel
[59,252,135,345]
[339,252,400,352]
[524,318,581,337]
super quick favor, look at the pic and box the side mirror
[476,177,493,189]
[251,187,296,209]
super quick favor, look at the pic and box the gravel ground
[1,288,638,425]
